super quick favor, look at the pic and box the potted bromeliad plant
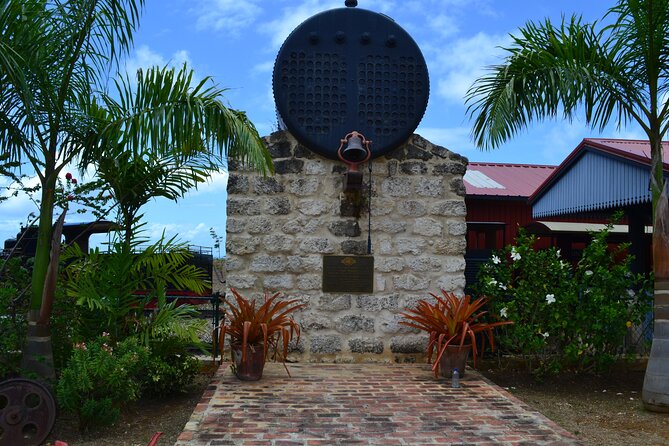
[215,288,305,380]
[400,289,513,378]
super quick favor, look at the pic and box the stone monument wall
[226,130,468,362]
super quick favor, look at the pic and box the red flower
[71,178,77,185]
[67,195,74,201]
[65,172,72,180]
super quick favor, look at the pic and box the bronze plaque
[322,255,374,293]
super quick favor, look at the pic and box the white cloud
[429,31,510,103]
[428,14,459,39]
[124,45,192,79]
[188,171,229,196]
[193,0,263,35]
[416,126,478,154]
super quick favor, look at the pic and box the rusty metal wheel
[0,378,56,446]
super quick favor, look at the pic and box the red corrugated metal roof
[465,162,557,198]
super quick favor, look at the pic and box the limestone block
[274,159,304,174]
[290,177,320,195]
[448,221,467,236]
[393,273,430,291]
[249,255,286,272]
[300,314,333,331]
[226,237,259,255]
[414,217,443,237]
[341,240,367,255]
[246,216,275,234]
[318,294,352,311]
[227,198,262,216]
[407,256,442,272]
[379,314,417,334]
[226,218,246,234]
[294,144,317,159]
[263,234,294,252]
[267,197,291,215]
[226,274,257,289]
[376,277,386,291]
[304,159,327,175]
[373,220,407,234]
[297,274,321,290]
[253,177,285,194]
[443,256,466,273]
[336,315,375,333]
[376,257,404,272]
[300,237,336,254]
[310,335,342,354]
[370,198,395,216]
[227,174,249,193]
[396,238,427,255]
[400,161,428,175]
[430,200,467,217]
[398,200,427,217]
[298,199,329,216]
[450,177,467,196]
[381,177,412,197]
[378,237,393,254]
[328,221,361,237]
[436,275,467,292]
[224,257,244,271]
[416,178,443,197]
[390,335,428,353]
[357,294,399,312]
[266,138,293,158]
[286,255,322,273]
[262,274,294,290]
[433,238,466,255]
[349,338,384,354]
[282,217,321,234]
[433,162,467,176]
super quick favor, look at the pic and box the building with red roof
[464,138,666,291]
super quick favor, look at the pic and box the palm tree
[0,0,273,381]
[465,0,669,411]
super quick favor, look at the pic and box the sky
[0,0,648,254]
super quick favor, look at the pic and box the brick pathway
[175,363,582,445]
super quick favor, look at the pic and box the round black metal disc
[0,378,56,446]
[273,7,429,160]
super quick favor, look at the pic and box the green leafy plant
[476,226,652,375]
[56,334,150,430]
[61,233,209,346]
[216,288,305,376]
[400,290,513,377]
[0,258,31,379]
[141,336,201,397]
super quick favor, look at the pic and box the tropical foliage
[476,227,652,375]
[61,233,209,345]
[0,0,272,381]
[400,290,513,377]
[56,334,150,430]
[216,288,304,375]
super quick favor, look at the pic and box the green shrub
[141,337,201,397]
[0,258,31,379]
[476,225,651,375]
[56,334,149,430]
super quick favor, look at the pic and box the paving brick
[174,363,583,446]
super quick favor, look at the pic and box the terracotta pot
[231,343,266,381]
[438,344,471,378]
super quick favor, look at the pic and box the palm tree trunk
[643,183,669,412]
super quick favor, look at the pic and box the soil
[43,360,669,446]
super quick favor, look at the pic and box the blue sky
[0,0,646,253]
